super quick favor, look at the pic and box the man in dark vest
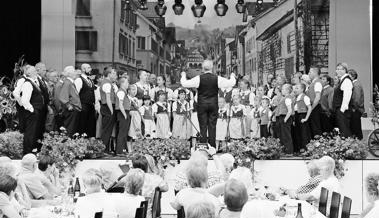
[20,66,47,154]
[100,67,118,152]
[75,63,96,137]
[59,66,82,136]
[348,69,364,139]
[35,62,50,139]
[307,66,323,138]
[332,63,353,138]
[181,60,236,148]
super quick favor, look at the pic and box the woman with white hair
[75,169,118,218]
[362,173,379,218]
[110,169,145,218]
[171,164,221,217]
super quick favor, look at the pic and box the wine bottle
[68,180,74,198]
[296,203,303,218]
[74,178,81,202]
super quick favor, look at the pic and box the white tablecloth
[240,198,326,218]
[27,206,74,218]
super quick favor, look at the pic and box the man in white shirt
[332,62,353,138]
[20,66,47,154]
[13,66,28,133]
[181,60,236,148]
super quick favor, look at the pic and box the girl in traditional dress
[271,85,283,138]
[172,89,192,139]
[238,79,254,138]
[229,94,246,139]
[152,91,171,139]
[216,97,228,151]
[250,86,265,138]
[150,75,173,103]
[173,87,193,102]
[139,95,156,139]
[135,70,151,104]
[190,90,200,146]
[128,84,143,150]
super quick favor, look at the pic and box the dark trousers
[116,110,131,154]
[335,109,352,138]
[16,104,26,133]
[294,112,311,152]
[197,102,218,148]
[78,103,96,137]
[260,124,270,138]
[23,109,43,154]
[271,120,280,138]
[320,112,334,134]
[101,104,116,151]
[38,106,47,140]
[309,104,322,138]
[351,110,363,139]
[62,108,80,136]
[277,115,293,154]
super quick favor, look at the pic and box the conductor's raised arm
[217,73,236,89]
[180,71,200,88]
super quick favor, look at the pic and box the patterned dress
[216,106,228,141]
[128,97,142,139]
[153,102,171,139]
[139,105,156,138]
[172,100,192,139]
[229,104,246,139]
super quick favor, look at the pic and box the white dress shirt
[180,72,236,89]
[13,77,25,105]
[74,74,92,93]
[339,74,353,112]
[20,78,40,112]
[312,78,323,93]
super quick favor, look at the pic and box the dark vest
[306,78,322,104]
[295,94,308,113]
[37,77,49,108]
[218,109,228,119]
[142,106,154,120]
[332,75,352,110]
[240,91,251,106]
[100,79,116,104]
[24,78,45,110]
[79,75,95,105]
[260,108,270,125]
[218,89,233,103]
[231,106,244,118]
[175,101,189,115]
[198,73,218,104]
[115,89,131,111]
[156,103,168,114]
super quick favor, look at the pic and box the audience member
[110,169,145,218]
[349,69,365,140]
[37,155,60,189]
[0,175,21,218]
[186,201,215,218]
[362,173,379,218]
[171,164,221,217]
[18,154,60,200]
[219,179,248,218]
[75,169,118,218]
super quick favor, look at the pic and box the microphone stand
[184,111,202,149]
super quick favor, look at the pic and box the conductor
[181,60,236,148]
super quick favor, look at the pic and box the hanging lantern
[273,0,279,7]
[256,0,263,11]
[235,0,246,14]
[191,0,206,18]
[155,0,167,17]
[139,0,148,10]
[173,0,185,15]
[214,0,228,16]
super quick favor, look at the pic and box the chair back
[329,192,341,218]
[341,196,352,218]
[140,200,149,218]
[318,187,329,216]
[94,212,103,218]
[177,206,185,218]
[135,207,144,218]
[152,187,162,218]
[106,186,125,193]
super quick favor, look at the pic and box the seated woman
[362,173,379,218]
[37,155,61,191]
[187,201,215,218]
[208,167,254,197]
[75,169,118,218]
[110,169,145,218]
[171,161,221,217]
[219,179,248,218]
[130,154,168,218]
[0,175,21,218]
